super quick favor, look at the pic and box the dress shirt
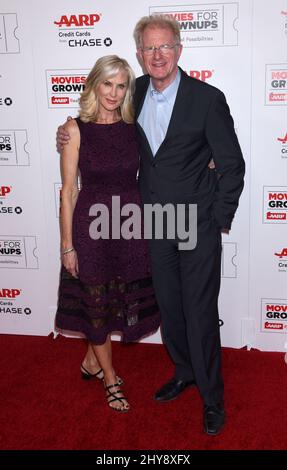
[138,68,181,156]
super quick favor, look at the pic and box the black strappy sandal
[80,364,104,380]
[80,364,124,385]
[104,381,130,412]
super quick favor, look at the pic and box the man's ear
[177,43,183,60]
[136,49,147,74]
[136,49,143,65]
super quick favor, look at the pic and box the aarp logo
[53,13,112,49]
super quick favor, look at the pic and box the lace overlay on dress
[55,118,160,344]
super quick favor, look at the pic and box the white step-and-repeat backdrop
[1,0,286,351]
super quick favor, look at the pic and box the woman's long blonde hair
[79,55,135,124]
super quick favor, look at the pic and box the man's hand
[56,116,73,153]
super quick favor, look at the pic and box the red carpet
[0,334,286,450]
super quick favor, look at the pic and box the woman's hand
[61,250,79,278]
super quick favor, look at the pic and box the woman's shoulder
[65,118,81,135]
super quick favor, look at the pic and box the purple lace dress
[55,118,160,344]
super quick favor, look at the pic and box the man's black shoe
[154,377,195,402]
[203,403,225,435]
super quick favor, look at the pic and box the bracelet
[61,247,74,255]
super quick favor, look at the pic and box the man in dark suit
[133,15,245,435]
[57,15,244,435]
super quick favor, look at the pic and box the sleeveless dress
[55,118,160,344]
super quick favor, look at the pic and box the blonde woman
[55,55,160,412]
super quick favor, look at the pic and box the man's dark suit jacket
[134,68,245,230]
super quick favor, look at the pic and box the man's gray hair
[133,15,181,49]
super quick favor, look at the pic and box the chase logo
[0,288,32,316]
[0,97,12,106]
[53,13,113,49]
[0,186,23,215]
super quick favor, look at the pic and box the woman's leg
[82,342,103,377]
[81,340,124,385]
[92,336,129,411]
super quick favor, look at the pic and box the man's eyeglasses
[141,44,180,55]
